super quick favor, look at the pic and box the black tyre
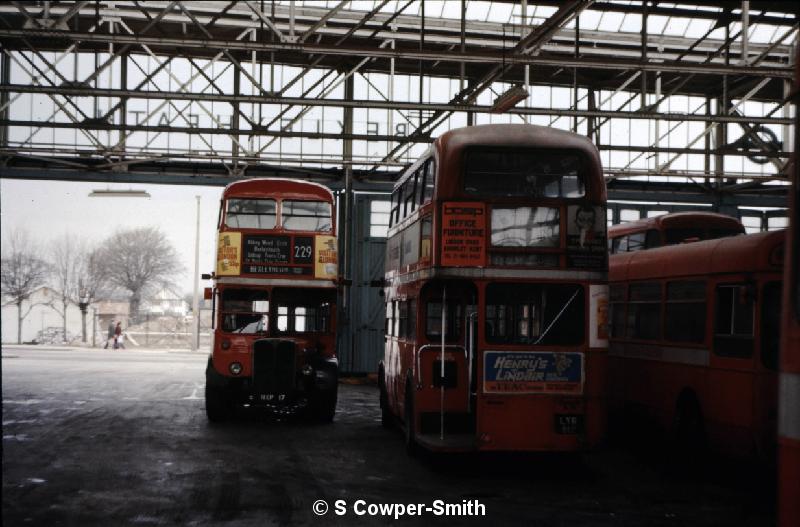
[404,381,419,456]
[379,372,393,429]
[312,387,338,423]
[671,395,706,467]
[205,383,230,423]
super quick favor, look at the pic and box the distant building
[95,301,130,332]
[139,287,189,318]
[1,286,83,344]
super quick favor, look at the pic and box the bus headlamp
[229,362,243,375]
[302,364,314,376]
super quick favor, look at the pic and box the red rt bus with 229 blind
[205,178,340,422]
[379,123,609,453]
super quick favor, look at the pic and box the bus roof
[610,229,785,282]
[608,211,744,239]
[222,178,334,202]
[430,124,605,200]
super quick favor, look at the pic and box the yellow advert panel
[216,232,242,276]
[314,235,338,279]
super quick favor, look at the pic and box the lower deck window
[626,282,662,341]
[220,288,269,334]
[485,283,584,346]
[713,283,755,358]
[273,288,334,334]
[426,301,462,341]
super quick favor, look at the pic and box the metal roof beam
[0,28,791,78]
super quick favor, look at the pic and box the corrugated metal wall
[338,194,387,374]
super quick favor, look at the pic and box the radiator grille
[252,340,296,397]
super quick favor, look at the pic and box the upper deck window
[226,198,277,229]
[491,207,560,247]
[282,200,332,232]
[464,148,585,198]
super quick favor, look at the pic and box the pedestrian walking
[114,321,123,350]
[103,320,115,349]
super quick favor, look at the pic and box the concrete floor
[2,346,774,526]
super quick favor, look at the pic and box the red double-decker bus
[778,53,800,527]
[608,230,784,459]
[608,211,744,254]
[205,178,339,422]
[379,123,609,453]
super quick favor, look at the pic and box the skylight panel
[748,24,776,44]
[647,15,669,35]
[682,19,714,40]
[619,13,642,33]
[486,2,514,24]
[464,1,491,22]
[577,10,602,31]
[597,11,625,33]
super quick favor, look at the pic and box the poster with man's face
[566,204,607,268]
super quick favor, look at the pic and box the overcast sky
[1,178,223,296]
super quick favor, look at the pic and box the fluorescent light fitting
[89,189,151,198]
[491,85,529,114]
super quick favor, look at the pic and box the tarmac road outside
[2,345,775,526]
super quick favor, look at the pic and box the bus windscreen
[464,148,585,198]
[282,200,332,232]
[226,199,277,229]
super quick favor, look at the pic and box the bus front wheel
[404,380,419,456]
[379,370,393,429]
[312,387,338,423]
[205,383,230,423]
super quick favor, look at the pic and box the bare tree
[45,237,110,343]
[74,244,110,342]
[1,229,50,344]
[96,227,183,322]
[46,234,82,343]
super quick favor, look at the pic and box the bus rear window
[226,199,276,229]
[491,207,559,247]
[464,148,585,198]
[485,283,584,346]
[282,200,332,232]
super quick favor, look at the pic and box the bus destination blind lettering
[244,235,291,264]
[441,202,486,266]
[483,351,583,394]
[242,235,314,275]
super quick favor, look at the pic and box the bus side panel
[705,366,756,456]
[584,351,608,446]
[477,396,583,451]
[621,351,706,433]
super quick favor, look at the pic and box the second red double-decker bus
[205,178,339,422]
[608,230,784,459]
[379,123,609,453]
[777,51,800,527]
[608,211,745,254]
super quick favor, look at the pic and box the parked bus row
[199,124,792,490]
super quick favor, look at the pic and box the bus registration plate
[483,351,584,395]
[555,414,584,435]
